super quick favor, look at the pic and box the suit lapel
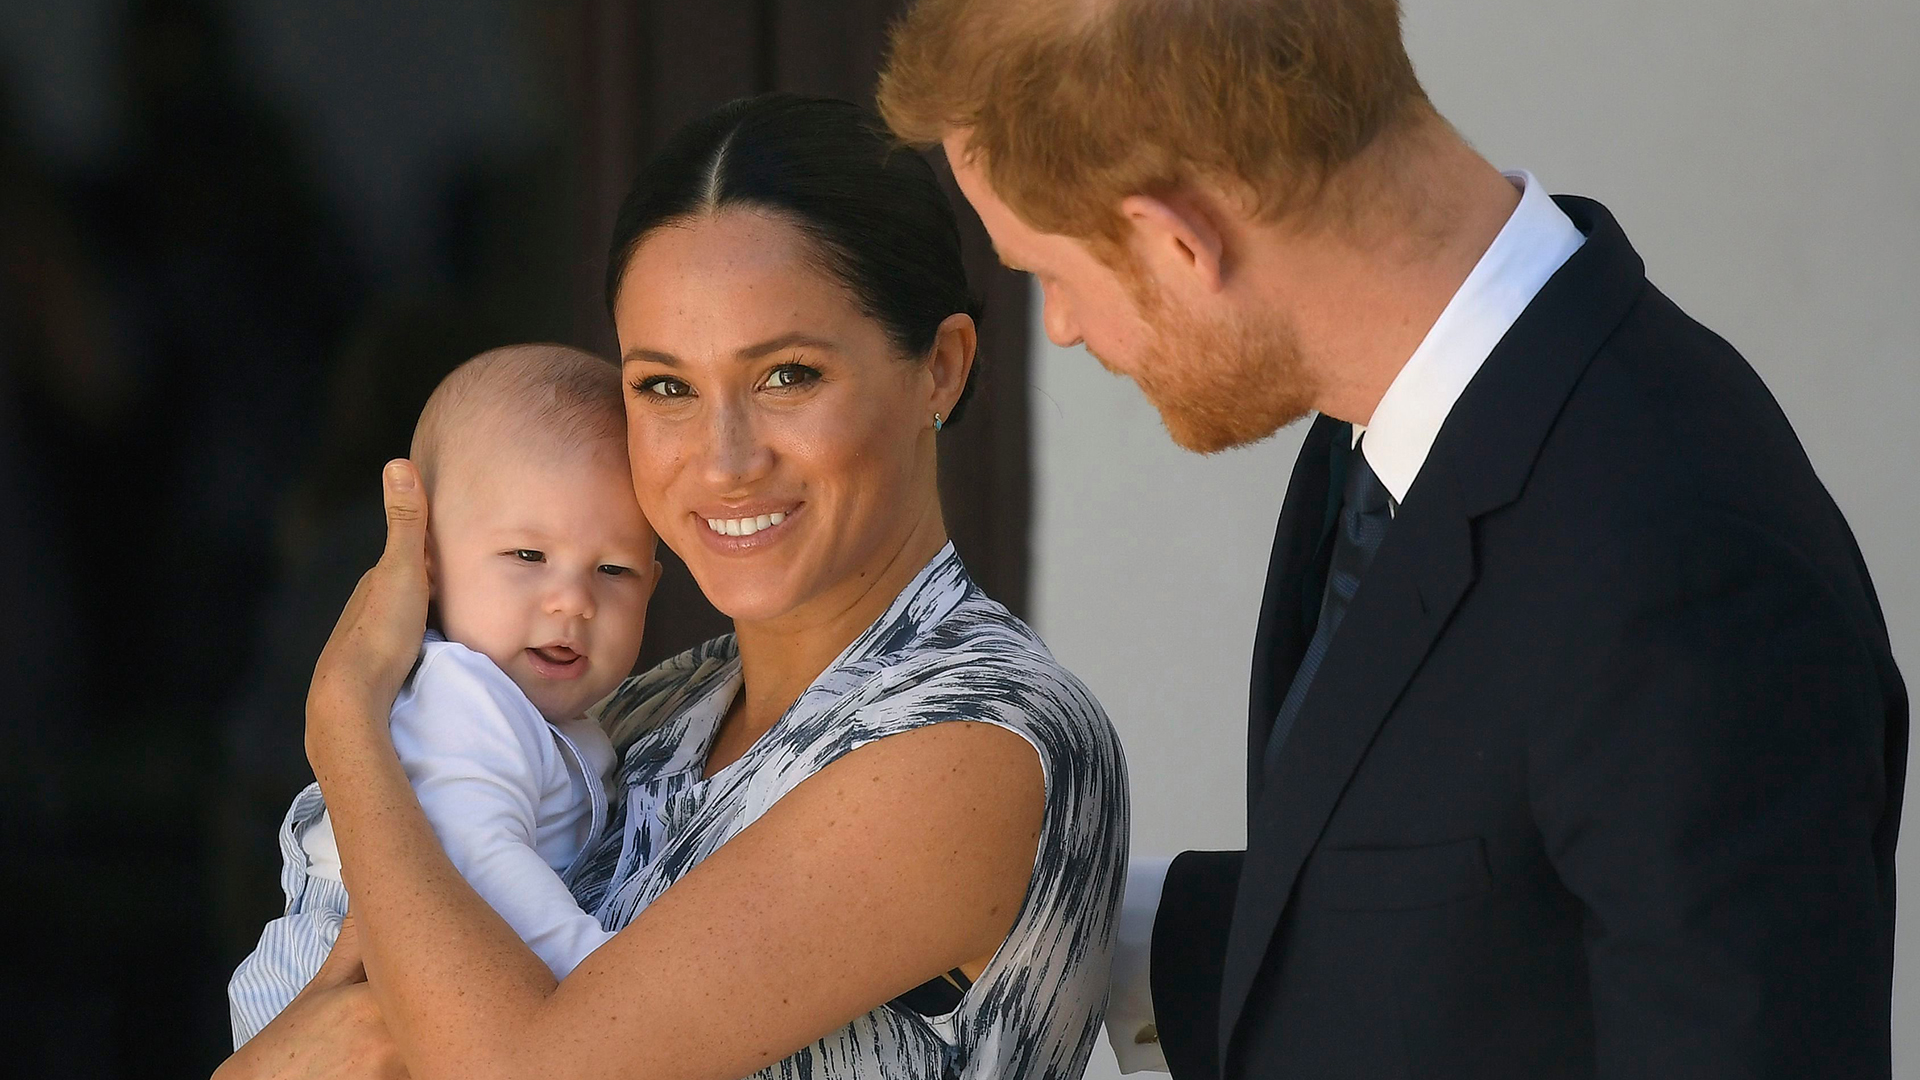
[1214,195,1651,1065]
[1218,470,1477,1057]
[1245,415,1346,808]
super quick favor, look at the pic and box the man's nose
[1040,286,1083,348]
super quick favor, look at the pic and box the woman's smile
[694,503,803,552]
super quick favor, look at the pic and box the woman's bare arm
[213,917,409,1080]
[304,463,1045,1080]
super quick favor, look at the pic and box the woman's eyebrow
[738,332,839,359]
[622,347,678,366]
[621,333,839,368]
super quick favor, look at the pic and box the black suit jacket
[1150,197,1907,1080]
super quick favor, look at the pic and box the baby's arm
[391,648,617,977]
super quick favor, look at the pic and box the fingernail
[385,461,414,492]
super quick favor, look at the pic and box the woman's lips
[693,503,801,553]
[526,645,587,680]
[705,510,785,536]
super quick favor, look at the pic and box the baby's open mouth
[527,645,587,679]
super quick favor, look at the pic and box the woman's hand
[212,916,408,1080]
[306,460,431,772]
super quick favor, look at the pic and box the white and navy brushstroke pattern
[571,543,1129,1079]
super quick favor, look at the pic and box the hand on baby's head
[411,344,659,722]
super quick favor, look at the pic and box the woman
[218,94,1128,1080]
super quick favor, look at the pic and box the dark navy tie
[1264,437,1394,775]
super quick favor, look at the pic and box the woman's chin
[684,569,809,627]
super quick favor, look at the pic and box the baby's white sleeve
[390,648,617,978]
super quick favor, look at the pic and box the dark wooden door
[568,0,1032,666]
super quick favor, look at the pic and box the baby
[229,344,658,1047]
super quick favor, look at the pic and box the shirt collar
[1350,171,1587,504]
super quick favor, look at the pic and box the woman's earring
[933,412,945,432]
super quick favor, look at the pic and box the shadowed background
[0,1,1023,1074]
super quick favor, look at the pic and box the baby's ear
[422,534,439,597]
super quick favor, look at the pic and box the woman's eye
[509,549,545,563]
[631,375,693,398]
[760,363,820,391]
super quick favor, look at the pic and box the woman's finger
[363,458,432,668]
[379,459,428,579]
[306,461,433,756]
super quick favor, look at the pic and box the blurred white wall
[1034,2,1920,1077]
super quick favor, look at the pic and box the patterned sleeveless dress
[568,544,1128,1079]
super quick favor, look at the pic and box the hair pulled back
[605,92,983,424]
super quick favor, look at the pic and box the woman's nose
[700,399,774,490]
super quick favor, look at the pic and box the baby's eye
[631,374,693,399]
[508,549,545,563]
[760,363,820,391]
[597,564,632,577]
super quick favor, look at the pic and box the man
[879,1,1905,1078]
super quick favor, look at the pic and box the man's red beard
[1107,287,1319,454]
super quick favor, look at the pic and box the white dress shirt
[1106,171,1586,1072]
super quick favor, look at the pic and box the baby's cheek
[602,599,650,671]
[438,594,528,673]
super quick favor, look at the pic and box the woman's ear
[927,312,978,420]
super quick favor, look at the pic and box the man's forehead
[939,139,1028,249]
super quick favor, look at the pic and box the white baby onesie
[228,633,619,1047]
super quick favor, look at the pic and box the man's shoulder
[1491,354,1877,655]
[1521,286,1840,549]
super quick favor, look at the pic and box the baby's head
[412,344,658,722]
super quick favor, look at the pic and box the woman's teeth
[706,511,785,537]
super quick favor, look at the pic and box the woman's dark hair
[605,92,984,424]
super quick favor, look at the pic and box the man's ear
[1120,192,1228,293]
[926,311,978,419]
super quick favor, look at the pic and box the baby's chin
[521,679,620,724]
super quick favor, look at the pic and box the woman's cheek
[626,428,682,521]
[785,391,890,468]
